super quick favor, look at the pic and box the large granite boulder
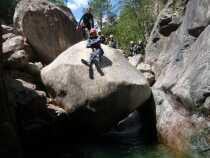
[14,0,82,64]
[41,41,151,133]
[146,0,210,155]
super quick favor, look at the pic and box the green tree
[88,0,112,29]
[48,0,65,6]
[102,0,154,50]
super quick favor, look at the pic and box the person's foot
[89,64,94,79]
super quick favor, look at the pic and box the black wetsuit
[79,13,94,31]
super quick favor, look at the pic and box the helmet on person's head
[86,7,92,13]
[130,41,134,44]
[98,29,101,35]
[90,28,97,36]
[110,35,113,39]
[138,40,142,44]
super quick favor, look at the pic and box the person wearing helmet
[129,41,135,56]
[78,7,94,32]
[108,34,117,48]
[98,30,105,44]
[136,40,144,55]
[84,28,104,78]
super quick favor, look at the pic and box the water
[77,143,182,158]
[67,111,191,158]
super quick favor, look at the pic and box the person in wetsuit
[78,7,94,38]
[87,28,104,65]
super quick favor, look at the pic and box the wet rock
[153,88,210,157]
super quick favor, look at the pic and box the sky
[64,0,120,21]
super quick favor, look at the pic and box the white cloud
[73,0,88,7]
[67,2,79,10]
[66,0,89,11]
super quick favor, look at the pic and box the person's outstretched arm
[87,37,101,48]
[91,14,94,28]
[78,14,84,25]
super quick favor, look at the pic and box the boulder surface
[41,41,151,133]
[14,0,82,63]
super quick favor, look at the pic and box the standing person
[98,30,106,44]
[77,7,94,38]
[129,41,135,56]
[136,40,144,55]
[108,35,117,48]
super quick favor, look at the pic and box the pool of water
[76,143,188,158]
[67,111,191,158]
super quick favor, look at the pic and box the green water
[77,143,184,158]
[71,111,191,158]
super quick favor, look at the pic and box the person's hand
[76,25,80,32]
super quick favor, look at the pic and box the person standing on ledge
[77,7,94,38]
[108,35,117,48]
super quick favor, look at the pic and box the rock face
[3,36,24,55]
[153,89,210,157]
[146,0,210,156]
[14,0,82,64]
[128,54,144,67]
[137,63,155,86]
[0,24,22,158]
[41,41,151,133]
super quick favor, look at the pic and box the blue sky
[64,0,120,21]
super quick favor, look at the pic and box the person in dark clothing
[98,30,106,44]
[108,35,117,48]
[77,7,94,38]
[85,28,104,79]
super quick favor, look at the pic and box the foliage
[88,0,113,29]
[102,0,155,50]
[48,0,65,6]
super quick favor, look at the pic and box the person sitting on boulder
[87,28,104,65]
[77,7,94,38]
[81,28,104,79]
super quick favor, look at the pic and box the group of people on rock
[129,40,145,56]
[98,32,117,49]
